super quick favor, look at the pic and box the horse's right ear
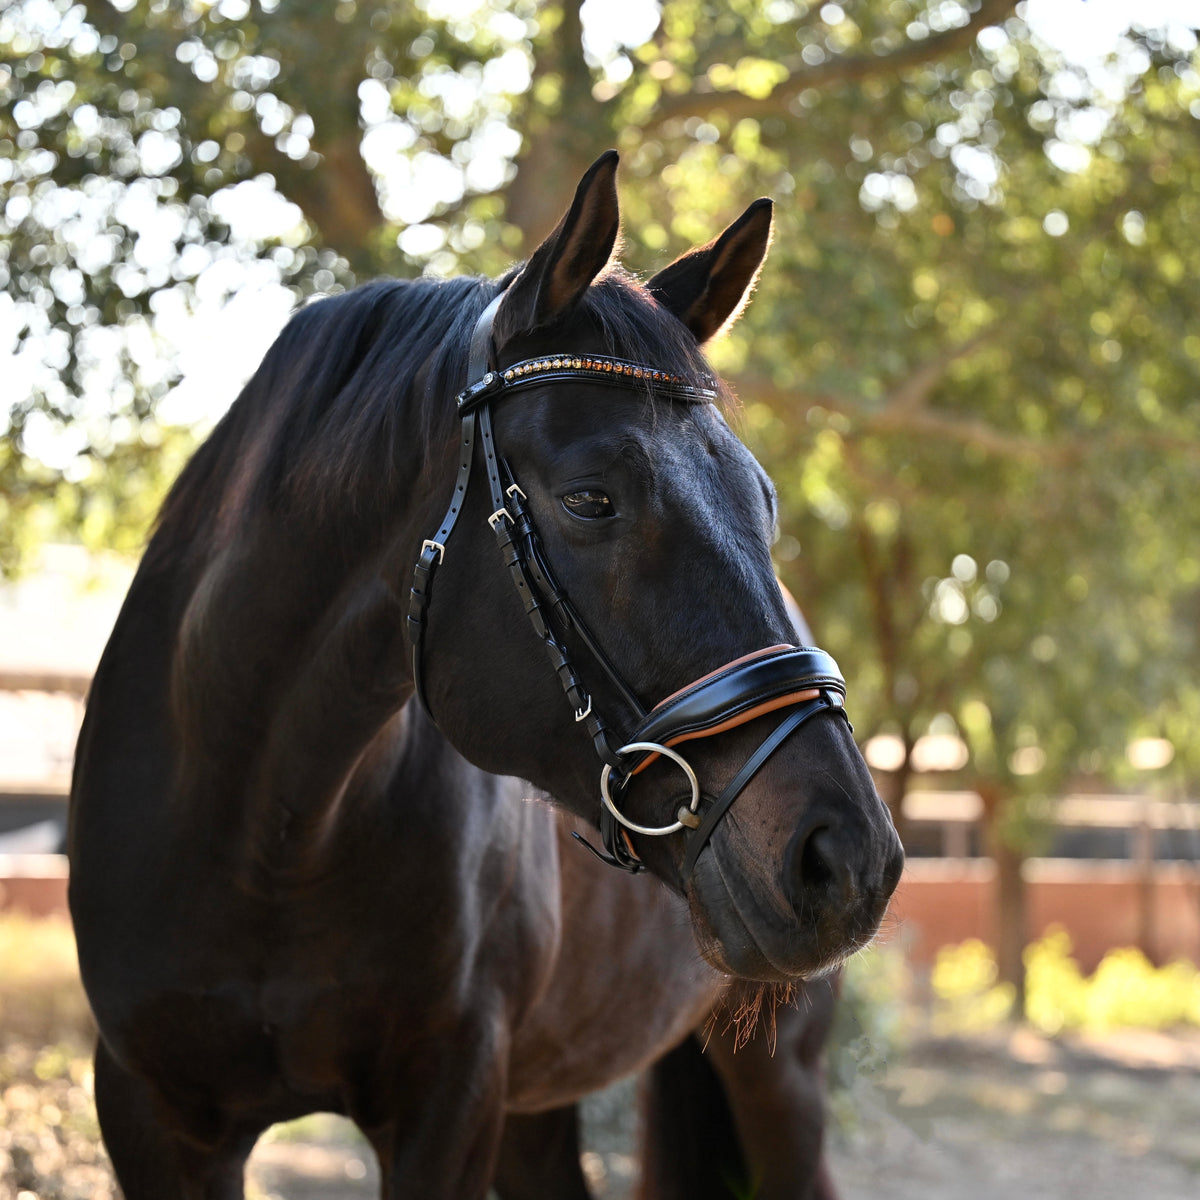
[647,198,773,344]
[494,151,621,342]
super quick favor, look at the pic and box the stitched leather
[631,647,845,749]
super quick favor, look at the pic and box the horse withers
[69,151,902,1197]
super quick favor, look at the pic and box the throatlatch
[406,291,853,880]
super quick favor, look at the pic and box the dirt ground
[3,1026,1199,1199]
[242,1027,1200,1200]
[827,1027,1200,1200]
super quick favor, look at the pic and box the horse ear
[647,198,773,344]
[495,150,621,341]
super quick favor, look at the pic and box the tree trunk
[979,783,1027,1018]
[504,1,614,246]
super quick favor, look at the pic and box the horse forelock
[576,270,734,415]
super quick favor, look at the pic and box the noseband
[407,291,852,880]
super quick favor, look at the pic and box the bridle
[406,291,853,880]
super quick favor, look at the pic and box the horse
[69,150,903,1198]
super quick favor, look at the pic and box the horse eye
[562,490,614,520]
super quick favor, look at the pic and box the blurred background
[2,1,1199,1197]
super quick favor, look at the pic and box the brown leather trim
[630,688,822,776]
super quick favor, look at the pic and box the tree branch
[643,0,1018,131]
[738,369,1200,463]
[888,326,1002,414]
[504,0,612,244]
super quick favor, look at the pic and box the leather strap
[407,293,504,717]
[458,353,717,411]
[679,695,842,883]
[502,466,648,722]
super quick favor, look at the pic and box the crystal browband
[456,352,719,414]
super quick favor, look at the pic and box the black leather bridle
[407,291,853,880]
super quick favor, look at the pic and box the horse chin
[684,847,878,984]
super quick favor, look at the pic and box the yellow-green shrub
[931,928,1200,1035]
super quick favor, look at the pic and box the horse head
[414,152,903,981]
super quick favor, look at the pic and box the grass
[0,912,93,1046]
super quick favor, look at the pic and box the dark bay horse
[69,151,902,1197]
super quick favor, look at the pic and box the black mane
[149,267,719,565]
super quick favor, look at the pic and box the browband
[457,352,718,414]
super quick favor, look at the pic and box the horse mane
[147,266,722,568]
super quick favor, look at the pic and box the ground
[828,1026,1200,1200]
[4,1026,1199,1199]
[2,915,1197,1198]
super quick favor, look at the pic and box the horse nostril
[799,826,837,892]
[787,824,853,911]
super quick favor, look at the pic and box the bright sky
[6,0,1200,456]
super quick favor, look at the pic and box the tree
[4,0,1199,1001]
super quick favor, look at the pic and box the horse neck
[163,493,429,882]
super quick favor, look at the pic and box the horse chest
[505,821,726,1111]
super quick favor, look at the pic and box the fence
[2,672,1198,969]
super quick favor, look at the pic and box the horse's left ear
[495,151,621,341]
[647,198,773,344]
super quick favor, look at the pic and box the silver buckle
[487,508,512,530]
[421,539,445,564]
[574,696,593,722]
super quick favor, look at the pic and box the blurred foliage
[0,912,92,1043]
[0,915,113,1200]
[827,942,914,1131]
[932,930,1200,1035]
[2,0,1198,825]
[930,936,1017,1032]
